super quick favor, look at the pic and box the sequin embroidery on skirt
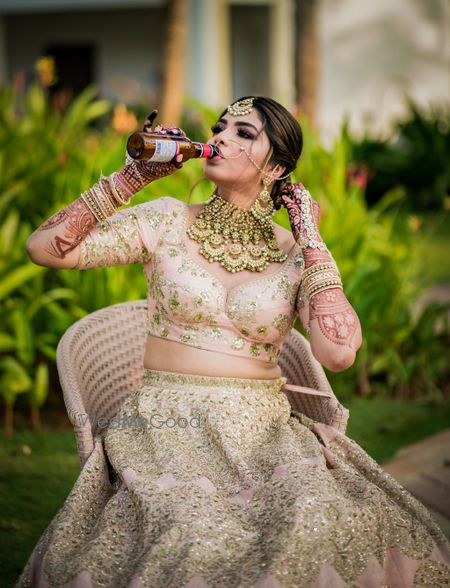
[16,368,450,587]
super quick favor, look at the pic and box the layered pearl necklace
[186,190,287,273]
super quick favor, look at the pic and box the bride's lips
[207,145,224,163]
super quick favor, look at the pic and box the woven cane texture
[56,300,348,468]
[56,300,148,467]
[278,335,350,434]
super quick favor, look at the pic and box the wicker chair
[56,299,349,468]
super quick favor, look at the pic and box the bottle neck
[192,142,217,159]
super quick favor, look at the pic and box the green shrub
[344,98,450,212]
[293,116,449,400]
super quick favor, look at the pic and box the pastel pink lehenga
[17,197,450,587]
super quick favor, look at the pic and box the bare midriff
[143,334,282,379]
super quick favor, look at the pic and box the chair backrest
[56,299,346,468]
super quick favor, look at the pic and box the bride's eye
[210,124,254,140]
[210,125,224,134]
[237,129,254,140]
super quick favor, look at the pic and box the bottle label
[149,140,178,162]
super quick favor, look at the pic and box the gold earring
[251,176,274,222]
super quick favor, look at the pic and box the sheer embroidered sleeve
[73,197,170,269]
[295,282,311,336]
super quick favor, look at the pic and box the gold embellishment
[22,364,449,587]
[143,199,304,365]
[186,190,287,273]
[143,367,285,394]
[76,208,153,269]
[227,97,254,116]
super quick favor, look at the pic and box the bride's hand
[276,182,322,246]
[124,112,187,180]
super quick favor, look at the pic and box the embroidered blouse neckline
[179,200,300,306]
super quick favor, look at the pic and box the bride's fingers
[166,126,186,137]
[143,110,158,127]
[173,154,184,169]
[153,124,167,134]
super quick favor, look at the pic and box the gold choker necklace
[186,191,287,273]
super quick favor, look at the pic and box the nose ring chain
[215,139,291,181]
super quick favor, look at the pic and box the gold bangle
[303,269,340,284]
[89,185,111,220]
[106,175,124,206]
[303,263,338,278]
[110,173,131,205]
[97,180,118,216]
[302,270,341,292]
[304,275,343,292]
[80,193,103,222]
[83,188,106,221]
[307,281,343,298]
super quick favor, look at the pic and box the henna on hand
[38,197,97,260]
[280,185,362,354]
[278,182,325,250]
[121,123,186,194]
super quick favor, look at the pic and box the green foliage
[0,82,119,426]
[292,116,449,400]
[0,82,448,431]
[344,98,450,211]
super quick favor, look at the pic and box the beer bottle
[127,132,218,162]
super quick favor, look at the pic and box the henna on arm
[309,288,359,348]
[280,184,362,368]
[36,197,98,261]
[304,249,361,351]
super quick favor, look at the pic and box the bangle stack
[81,186,114,222]
[80,169,137,222]
[102,172,132,206]
[80,177,121,223]
[302,262,343,299]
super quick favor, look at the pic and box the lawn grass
[3,396,450,587]
[1,430,79,587]
[344,395,450,462]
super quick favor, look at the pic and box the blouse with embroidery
[74,196,308,365]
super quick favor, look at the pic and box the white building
[0,0,448,146]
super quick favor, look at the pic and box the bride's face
[204,110,279,190]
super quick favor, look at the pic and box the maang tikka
[227,97,254,116]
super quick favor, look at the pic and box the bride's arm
[300,249,362,372]
[283,183,362,372]
[26,121,185,269]
[26,196,100,269]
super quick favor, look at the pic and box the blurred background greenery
[1,78,449,582]
[1,75,449,437]
[0,2,449,577]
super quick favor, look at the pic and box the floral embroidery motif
[272,313,291,337]
[74,196,306,365]
[142,198,305,364]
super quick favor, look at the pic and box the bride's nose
[212,128,231,146]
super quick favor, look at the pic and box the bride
[18,96,449,587]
